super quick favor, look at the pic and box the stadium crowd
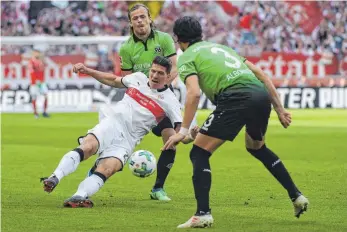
[2,1,346,55]
[1,1,346,86]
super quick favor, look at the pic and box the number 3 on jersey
[211,47,241,69]
[201,114,215,131]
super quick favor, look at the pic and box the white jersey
[105,72,182,147]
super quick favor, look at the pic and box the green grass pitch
[2,110,347,232]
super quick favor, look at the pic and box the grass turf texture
[2,110,347,232]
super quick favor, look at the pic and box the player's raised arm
[73,63,125,88]
[245,60,292,128]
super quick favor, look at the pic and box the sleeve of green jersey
[119,45,133,71]
[161,33,176,58]
[178,58,197,83]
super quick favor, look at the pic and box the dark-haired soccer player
[41,56,183,207]
[85,3,197,201]
[163,16,309,228]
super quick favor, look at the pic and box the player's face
[33,51,41,59]
[149,64,169,89]
[129,7,152,37]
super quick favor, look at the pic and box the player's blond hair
[128,3,154,34]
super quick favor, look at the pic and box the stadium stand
[1,1,346,87]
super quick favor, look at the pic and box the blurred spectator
[239,11,256,45]
[2,1,346,55]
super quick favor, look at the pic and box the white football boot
[177,213,214,228]
[293,195,309,218]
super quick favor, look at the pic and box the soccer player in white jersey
[41,56,185,208]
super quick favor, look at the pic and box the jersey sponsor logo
[133,63,151,72]
[126,87,166,122]
[154,46,162,53]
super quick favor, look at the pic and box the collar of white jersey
[147,82,169,92]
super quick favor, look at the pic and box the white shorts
[98,104,116,122]
[87,117,133,169]
[29,83,48,99]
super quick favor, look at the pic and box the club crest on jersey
[154,46,162,53]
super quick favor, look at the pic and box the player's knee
[245,133,265,150]
[80,143,95,159]
[96,158,122,178]
[190,145,211,166]
[79,134,99,158]
[247,144,280,166]
[161,128,176,143]
[96,166,115,179]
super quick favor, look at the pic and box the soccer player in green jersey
[86,4,186,201]
[163,16,309,228]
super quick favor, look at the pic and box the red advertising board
[246,52,339,79]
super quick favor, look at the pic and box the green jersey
[119,30,176,77]
[178,41,263,103]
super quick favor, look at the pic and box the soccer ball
[128,150,157,178]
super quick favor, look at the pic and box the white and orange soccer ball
[128,150,157,178]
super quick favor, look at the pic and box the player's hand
[189,125,200,140]
[162,133,185,150]
[276,109,292,128]
[73,63,89,74]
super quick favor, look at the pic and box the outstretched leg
[245,133,309,218]
[41,134,99,193]
[63,157,123,208]
[42,94,49,117]
[151,122,177,201]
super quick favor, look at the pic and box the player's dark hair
[152,56,172,74]
[173,16,202,44]
[128,3,154,33]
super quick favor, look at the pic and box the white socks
[51,150,81,181]
[73,174,105,198]
[50,149,106,199]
